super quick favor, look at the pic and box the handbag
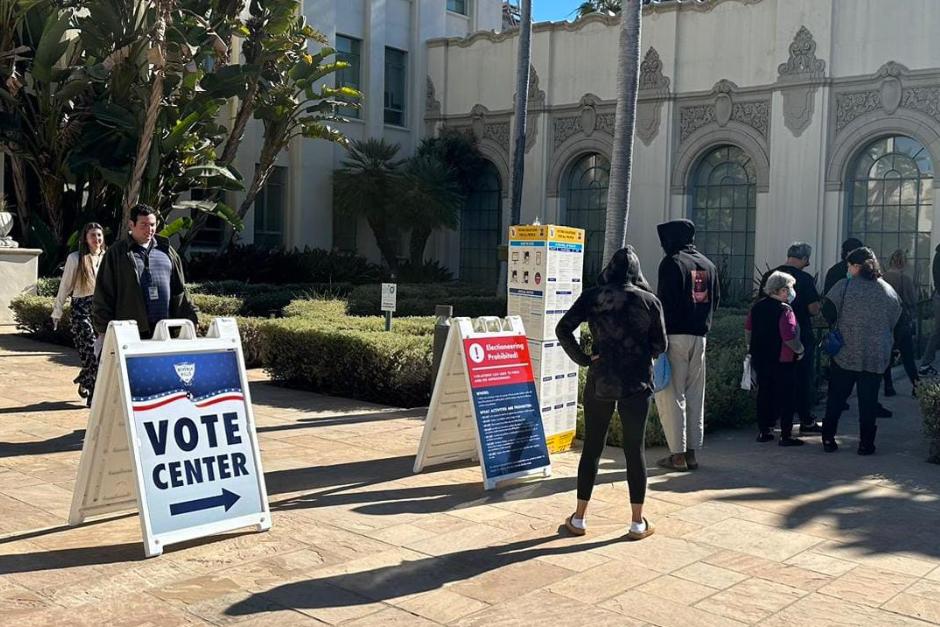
[821,280,850,357]
[740,354,754,391]
[652,353,671,391]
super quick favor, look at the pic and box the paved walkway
[1,328,939,626]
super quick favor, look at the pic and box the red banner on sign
[462,335,535,389]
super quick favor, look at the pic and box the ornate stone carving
[829,61,940,133]
[777,26,826,137]
[639,47,670,92]
[485,121,511,153]
[834,90,880,132]
[901,86,940,122]
[552,95,615,150]
[678,80,768,142]
[637,47,670,145]
[425,76,441,117]
[524,66,545,153]
[465,104,511,153]
[777,26,825,79]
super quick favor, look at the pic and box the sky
[531,1,585,23]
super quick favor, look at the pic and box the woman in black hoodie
[555,246,667,540]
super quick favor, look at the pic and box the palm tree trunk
[409,224,433,266]
[9,155,30,236]
[602,0,642,263]
[123,3,169,223]
[509,0,532,226]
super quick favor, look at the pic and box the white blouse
[52,251,104,319]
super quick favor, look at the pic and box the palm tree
[401,154,463,266]
[333,139,406,272]
[509,0,531,225]
[602,0,641,261]
[576,0,622,17]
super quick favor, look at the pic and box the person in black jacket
[653,219,720,472]
[822,238,864,295]
[919,244,940,376]
[556,246,667,541]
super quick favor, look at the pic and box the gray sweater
[825,277,901,374]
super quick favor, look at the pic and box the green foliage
[263,318,433,407]
[917,379,940,464]
[190,293,242,316]
[9,294,73,345]
[282,298,435,335]
[395,260,454,284]
[36,277,60,297]
[186,245,381,285]
[346,283,506,318]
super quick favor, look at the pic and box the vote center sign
[69,318,271,557]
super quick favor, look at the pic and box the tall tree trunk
[409,224,432,266]
[509,0,532,226]
[602,0,642,263]
[178,74,260,256]
[123,4,169,223]
[9,155,30,237]
[221,129,282,251]
[367,215,400,274]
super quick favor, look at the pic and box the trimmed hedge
[186,245,382,284]
[263,317,433,407]
[347,283,506,318]
[282,298,435,336]
[191,294,242,317]
[191,281,354,317]
[917,379,940,464]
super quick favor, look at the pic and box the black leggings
[577,374,651,504]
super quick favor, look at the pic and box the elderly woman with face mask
[555,246,667,541]
[746,271,805,446]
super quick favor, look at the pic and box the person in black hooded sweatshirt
[556,246,667,541]
[653,219,720,472]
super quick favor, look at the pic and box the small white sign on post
[381,283,397,312]
[69,317,271,557]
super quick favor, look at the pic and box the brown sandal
[627,517,655,541]
[564,514,586,536]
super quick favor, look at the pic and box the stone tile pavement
[1,328,939,626]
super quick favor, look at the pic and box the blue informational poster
[462,335,551,481]
[126,351,265,536]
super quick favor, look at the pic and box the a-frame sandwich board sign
[414,316,552,490]
[69,318,271,557]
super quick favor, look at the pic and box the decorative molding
[525,66,545,153]
[643,0,763,14]
[552,94,615,150]
[425,75,441,117]
[637,47,671,145]
[678,80,769,143]
[776,26,826,137]
[826,61,940,190]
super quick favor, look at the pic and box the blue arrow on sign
[170,489,241,516]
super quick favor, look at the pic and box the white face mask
[786,288,796,304]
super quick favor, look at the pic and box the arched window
[689,145,757,300]
[563,153,610,279]
[847,135,934,293]
[460,161,502,285]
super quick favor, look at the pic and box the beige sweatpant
[654,334,707,454]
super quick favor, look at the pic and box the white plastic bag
[740,355,754,391]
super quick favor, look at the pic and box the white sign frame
[69,318,271,557]
[414,316,551,490]
[381,283,397,312]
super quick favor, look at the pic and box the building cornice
[427,0,764,50]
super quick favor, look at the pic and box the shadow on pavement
[0,400,83,415]
[225,533,623,619]
[0,428,85,456]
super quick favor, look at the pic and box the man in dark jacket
[918,244,940,375]
[823,238,864,295]
[93,204,198,339]
[653,219,720,472]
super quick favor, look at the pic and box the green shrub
[190,281,355,317]
[191,294,243,317]
[37,277,60,297]
[347,283,505,317]
[917,380,940,464]
[195,314,272,369]
[282,299,435,336]
[264,318,433,407]
[186,245,382,284]
[9,295,73,345]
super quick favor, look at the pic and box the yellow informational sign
[507,224,586,454]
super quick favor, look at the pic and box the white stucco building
[420,0,940,298]
[205,0,504,257]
